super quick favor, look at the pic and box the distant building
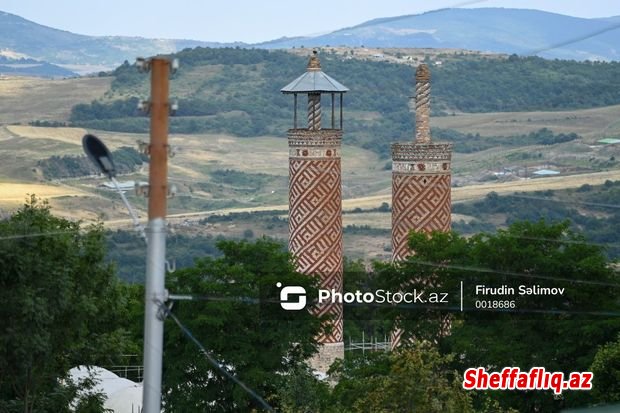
[532,169,560,176]
[597,138,620,145]
[98,180,135,190]
[98,180,147,191]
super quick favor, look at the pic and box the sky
[2,0,620,43]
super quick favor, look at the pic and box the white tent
[69,366,143,413]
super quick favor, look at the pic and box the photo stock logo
[276,281,452,313]
[276,282,307,310]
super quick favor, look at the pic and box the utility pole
[142,57,171,413]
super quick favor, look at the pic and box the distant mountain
[2,7,620,76]
[258,8,620,61]
[0,61,76,78]
[0,11,241,72]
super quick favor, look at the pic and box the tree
[276,364,331,413]
[329,343,473,412]
[590,334,620,403]
[378,220,620,412]
[163,238,323,412]
[0,196,136,412]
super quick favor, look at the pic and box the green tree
[0,196,136,413]
[163,238,323,412]
[329,343,473,412]
[276,364,331,413]
[379,220,620,412]
[590,334,620,403]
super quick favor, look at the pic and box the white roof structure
[98,180,136,190]
[69,366,143,413]
[532,169,560,176]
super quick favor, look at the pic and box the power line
[406,260,620,288]
[495,233,620,250]
[505,194,620,210]
[159,302,274,412]
[0,230,78,241]
[528,21,620,56]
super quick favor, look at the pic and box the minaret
[281,51,349,372]
[390,64,452,349]
[391,64,452,261]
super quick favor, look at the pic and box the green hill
[68,47,620,157]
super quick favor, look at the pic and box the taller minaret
[281,51,349,372]
[391,64,452,262]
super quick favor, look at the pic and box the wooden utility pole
[142,57,170,413]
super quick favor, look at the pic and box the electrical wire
[158,302,274,412]
[0,230,78,241]
[405,260,620,288]
[505,194,620,210]
[164,293,620,317]
[528,21,620,56]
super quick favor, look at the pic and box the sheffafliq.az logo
[276,282,307,310]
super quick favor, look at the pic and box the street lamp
[82,134,146,242]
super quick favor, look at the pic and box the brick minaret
[281,51,349,372]
[391,64,452,261]
[390,64,452,348]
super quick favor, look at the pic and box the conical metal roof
[281,51,349,94]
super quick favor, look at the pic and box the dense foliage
[163,238,322,412]
[0,197,136,412]
[328,344,474,413]
[106,230,222,283]
[4,199,620,412]
[376,221,620,412]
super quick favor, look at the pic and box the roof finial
[307,50,321,71]
[415,63,431,82]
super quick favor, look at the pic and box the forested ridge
[69,48,620,151]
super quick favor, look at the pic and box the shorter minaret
[390,64,453,349]
[391,64,452,261]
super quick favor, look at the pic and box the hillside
[0,76,112,124]
[259,8,620,61]
[0,47,619,241]
[66,47,620,157]
[0,55,76,78]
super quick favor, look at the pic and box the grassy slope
[0,53,619,238]
[0,76,111,124]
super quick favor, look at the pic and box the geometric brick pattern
[289,132,343,344]
[390,64,452,349]
[391,173,451,261]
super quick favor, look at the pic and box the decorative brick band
[288,129,342,149]
[391,142,453,162]
[392,160,451,174]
